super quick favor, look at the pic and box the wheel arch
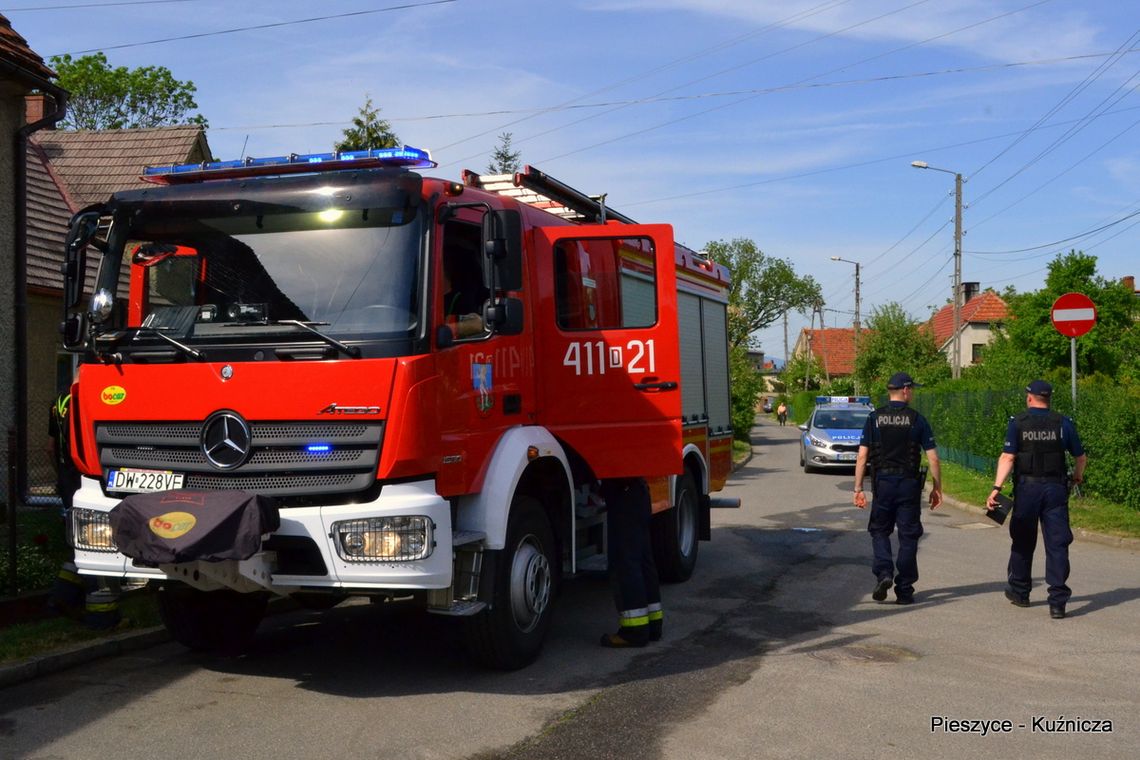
[455,426,572,551]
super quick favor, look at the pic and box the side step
[709,497,741,508]
[427,599,487,617]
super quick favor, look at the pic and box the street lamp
[830,256,860,394]
[911,160,964,379]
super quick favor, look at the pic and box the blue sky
[7,0,1139,361]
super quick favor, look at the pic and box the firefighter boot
[599,624,650,648]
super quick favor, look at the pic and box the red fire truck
[59,146,733,668]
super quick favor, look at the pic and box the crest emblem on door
[472,363,494,415]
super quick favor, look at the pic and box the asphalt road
[1,419,1137,760]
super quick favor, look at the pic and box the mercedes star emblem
[201,410,252,470]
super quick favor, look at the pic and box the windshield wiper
[275,320,361,358]
[134,327,206,361]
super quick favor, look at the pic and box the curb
[933,490,1140,551]
[0,626,169,689]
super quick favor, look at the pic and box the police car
[798,396,873,473]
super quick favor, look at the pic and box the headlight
[72,508,117,552]
[332,516,434,562]
[809,435,828,448]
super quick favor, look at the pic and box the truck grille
[97,421,384,497]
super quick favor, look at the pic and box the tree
[487,132,521,174]
[705,238,820,439]
[50,53,206,130]
[334,97,400,152]
[999,250,1135,378]
[853,302,949,391]
[780,351,825,392]
[704,238,821,348]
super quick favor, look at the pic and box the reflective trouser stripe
[619,607,650,627]
[648,603,663,622]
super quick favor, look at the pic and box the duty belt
[1018,475,1067,484]
[875,467,918,478]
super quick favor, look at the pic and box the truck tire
[158,584,268,654]
[652,472,699,583]
[463,497,556,670]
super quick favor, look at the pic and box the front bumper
[70,475,454,593]
[802,442,860,468]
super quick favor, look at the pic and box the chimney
[1124,275,1136,293]
[24,94,57,128]
[962,281,979,303]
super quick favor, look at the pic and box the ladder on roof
[462,165,638,225]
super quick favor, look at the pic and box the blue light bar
[142,145,436,183]
[306,444,332,454]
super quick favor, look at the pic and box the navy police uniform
[860,399,936,603]
[1001,398,1083,609]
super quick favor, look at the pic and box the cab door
[533,224,681,478]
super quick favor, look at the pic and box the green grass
[939,460,1140,538]
[0,589,162,665]
[732,439,751,464]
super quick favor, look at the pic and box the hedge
[912,381,1140,511]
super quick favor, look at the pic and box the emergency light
[142,145,436,184]
[816,396,872,405]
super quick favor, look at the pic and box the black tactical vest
[1014,410,1066,480]
[871,406,921,477]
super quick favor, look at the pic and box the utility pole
[782,310,789,370]
[912,160,965,379]
[830,257,861,393]
[951,171,963,380]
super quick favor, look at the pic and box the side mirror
[61,313,87,350]
[482,209,522,291]
[62,211,102,309]
[797,424,808,432]
[483,297,523,335]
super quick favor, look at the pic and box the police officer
[48,392,80,512]
[599,478,663,647]
[853,372,942,605]
[986,380,1086,620]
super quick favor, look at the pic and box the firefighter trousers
[602,478,662,639]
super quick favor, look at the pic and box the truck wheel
[158,584,268,654]
[652,472,699,583]
[464,497,556,670]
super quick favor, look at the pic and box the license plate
[837,452,858,461]
[106,468,185,493]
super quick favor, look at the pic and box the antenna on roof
[240,134,250,161]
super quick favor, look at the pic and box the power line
[967,207,1140,254]
[205,49,1140,133]
[969,27,1140,180]
[51,0,458,55]
[623,103,1140,209]
[531,0,1054,166]
[434,0,856,156]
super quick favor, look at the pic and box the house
[24,122,211,492]
[0,13,63,499]
[927,283,1009,367]
[791,327,859,381]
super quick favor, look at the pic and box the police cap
[886,372,920,390]
[1026,379,1053,397]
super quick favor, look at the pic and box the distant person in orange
[776,401,788,426]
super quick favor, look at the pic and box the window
[971,343,985,363]
[440,219,490,340]
[553,236,657,330]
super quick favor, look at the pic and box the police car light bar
[142,146,436,185]
[815,396,872,405]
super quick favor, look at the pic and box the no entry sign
[1051,292,1096,338]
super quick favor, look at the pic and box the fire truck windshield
[91,174,426,349]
